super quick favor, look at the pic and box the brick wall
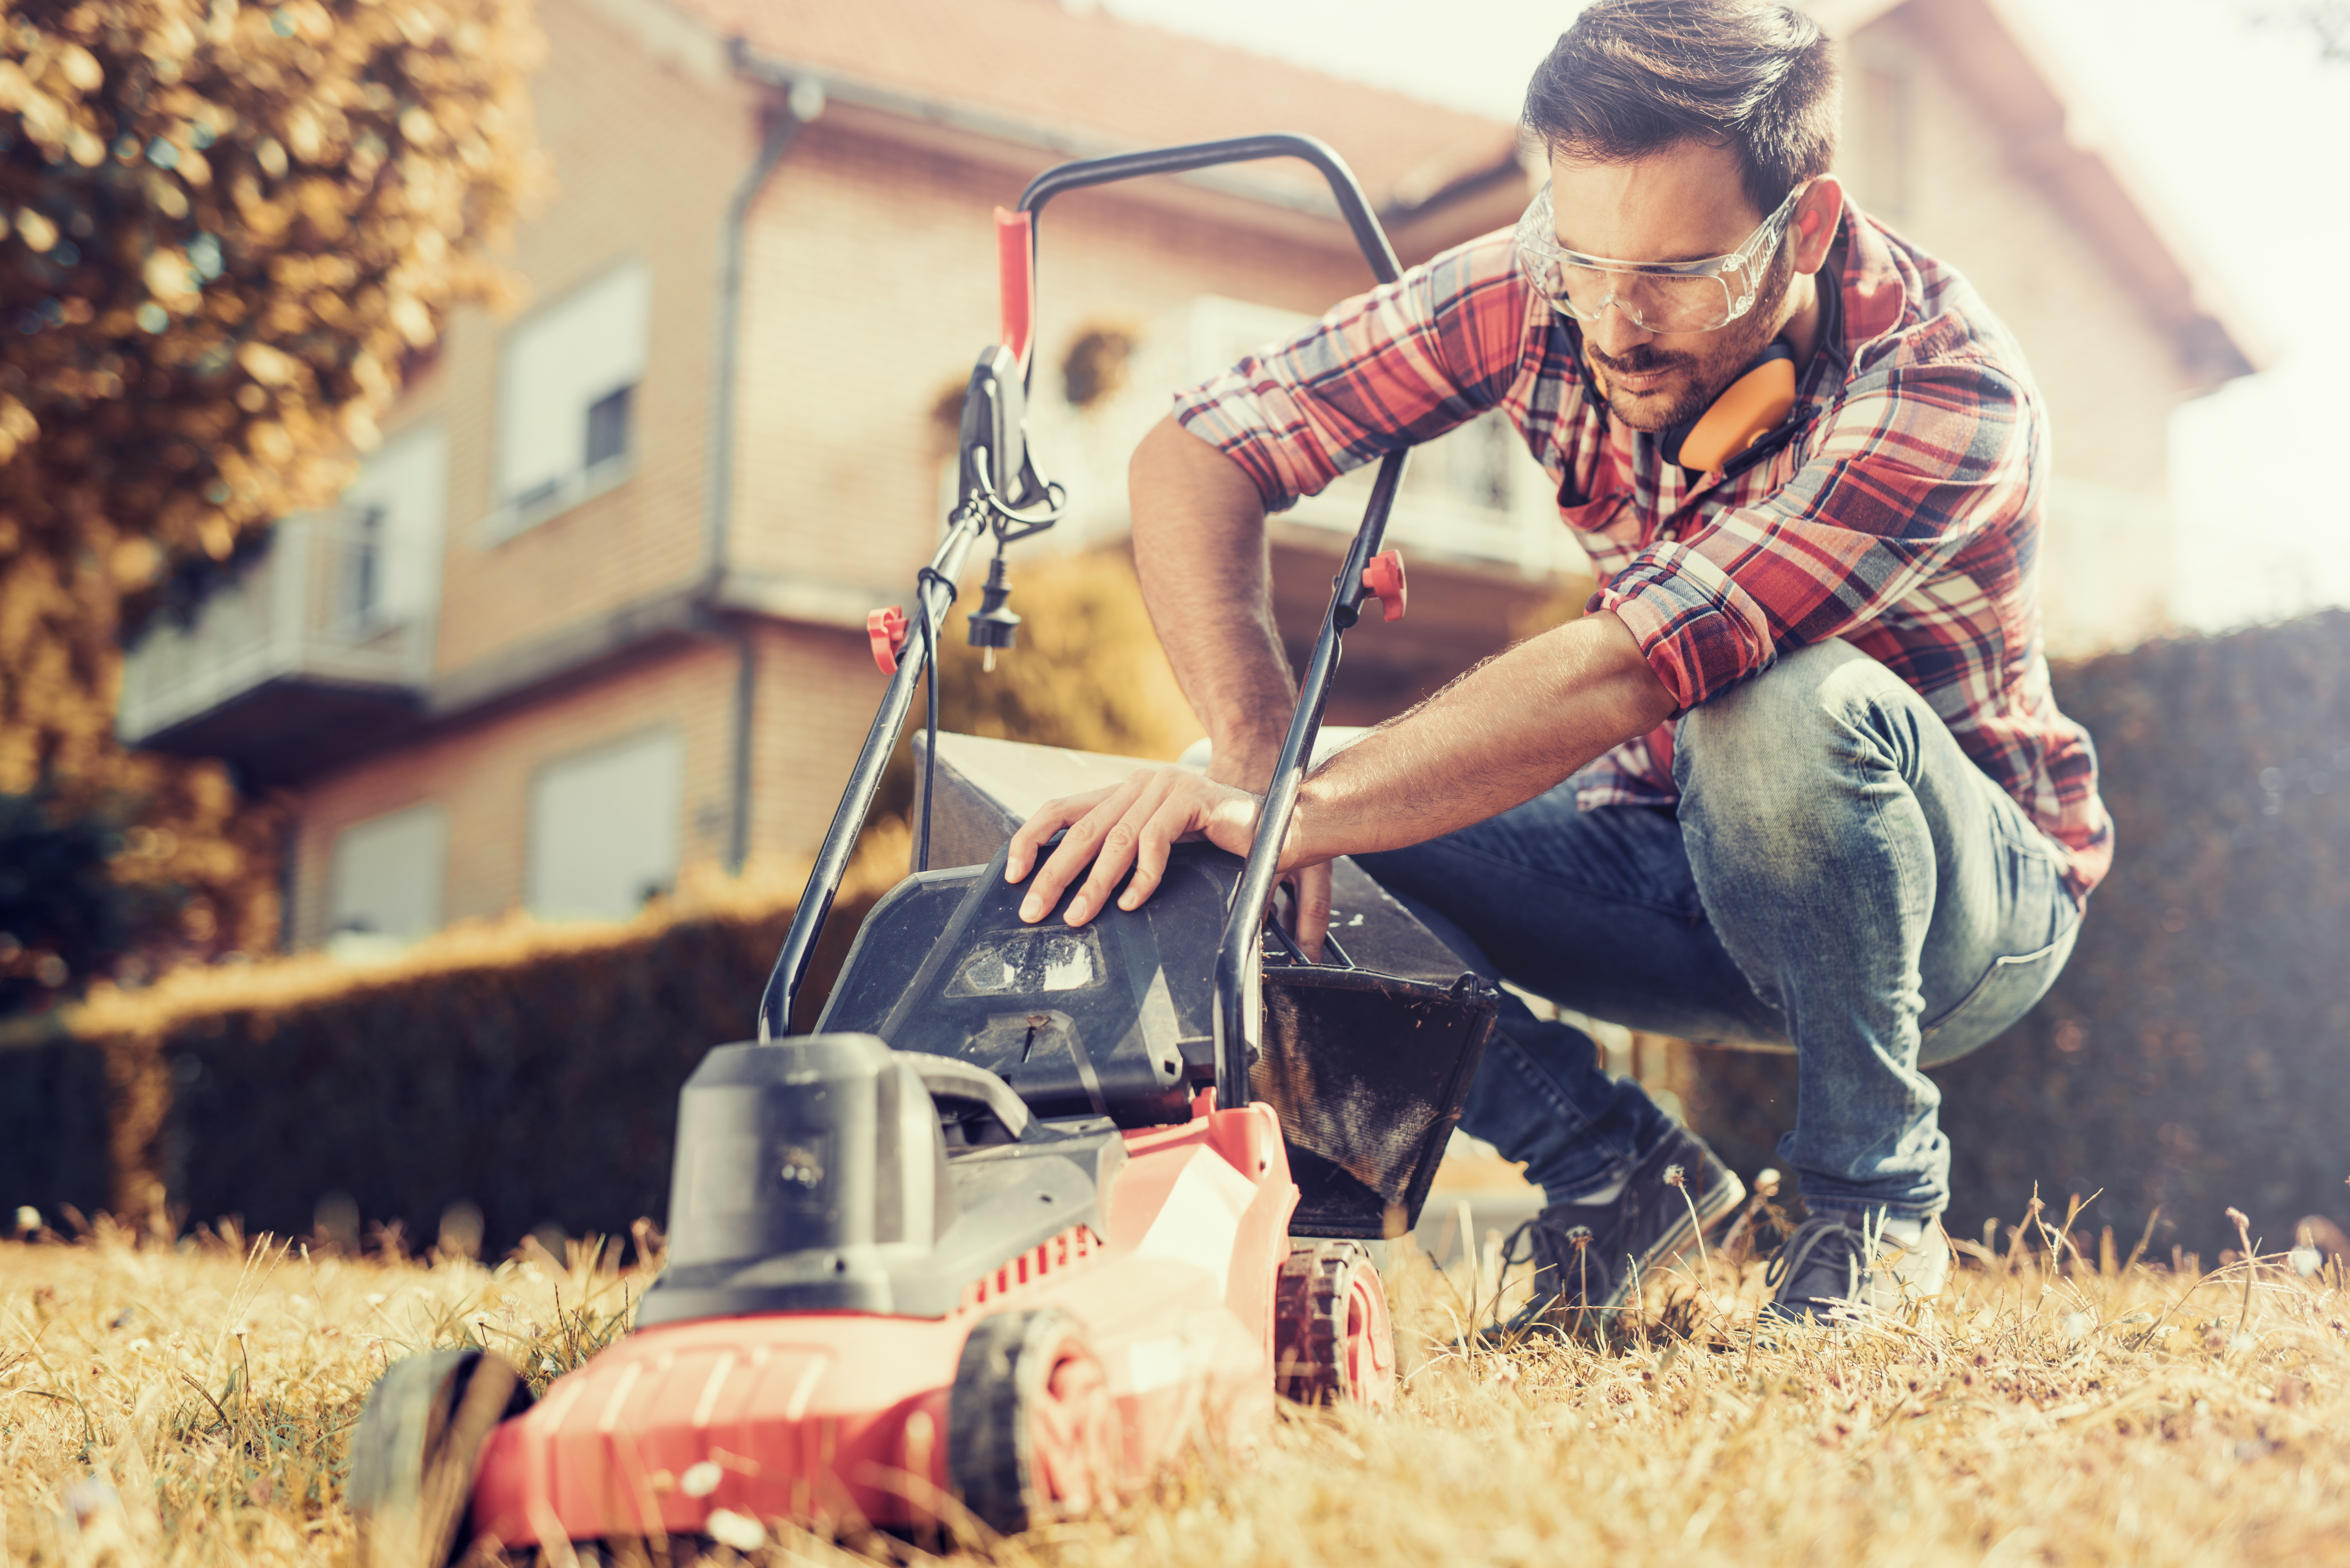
[290,637,740,946]
[744,618,883,864]
[393,0,756,679]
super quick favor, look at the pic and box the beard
[1586,248,1795,433]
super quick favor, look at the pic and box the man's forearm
[1128,415,1296,783]
[1290,611,1676,863]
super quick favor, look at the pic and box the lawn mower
[348,134,1499,1563]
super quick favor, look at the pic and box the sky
[1097,0,2350,633]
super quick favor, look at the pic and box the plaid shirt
[1174,201,2112,904]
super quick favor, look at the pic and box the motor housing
[640,1035,1125,1326]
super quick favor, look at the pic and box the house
[116,0,2259,951]
[1813,0,2263,652]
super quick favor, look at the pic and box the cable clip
[867,606,909,673]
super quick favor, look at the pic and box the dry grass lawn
[3,1205,2346,1568]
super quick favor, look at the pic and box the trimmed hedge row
[1680,610,2350,1257]
[0,856,893,1255]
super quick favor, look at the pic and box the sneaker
[1500,1126,1745,1329]
[1761,1210,1952,1325]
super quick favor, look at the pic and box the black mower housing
[817,841,1497,1240]
[639,1034,1126,1326]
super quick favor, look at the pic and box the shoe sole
[1590,1167,1747,1314]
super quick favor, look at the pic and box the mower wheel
[348,1348,534,1568]
[948,1308,1121,1534]
[1275,1241,1395,1408]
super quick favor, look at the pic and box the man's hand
[1004,767,1328,943]
[1203,749,1334,960]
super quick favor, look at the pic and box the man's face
[1546,141,1794,433]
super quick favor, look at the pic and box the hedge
[0,835,904,1255]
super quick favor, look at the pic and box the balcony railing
[118,509,435,779]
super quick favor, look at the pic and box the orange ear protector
[1660,341,1797,475]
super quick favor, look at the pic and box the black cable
[912,564,959,871]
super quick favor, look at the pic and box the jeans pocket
[1917,922,2079,1067]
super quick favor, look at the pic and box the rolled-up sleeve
[1172,233,1538,512]
[1598,354,2036,710]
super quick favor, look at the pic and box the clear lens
[1551,262,1737,333]
[1515,184,1788,334]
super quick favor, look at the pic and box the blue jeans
[1354,639,2082,1219]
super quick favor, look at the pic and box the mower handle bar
[1018,134,1416,1110]
[757,501,990,1039]
[1013,133,1402,286]
[760,135,1413,1118]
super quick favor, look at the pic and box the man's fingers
[1067,775,1177,926]
[1011,767,1262,927]
[1066,818,1141,927]
[1006,785,1117,883]
[1119,814,1179,911]
[1290,860,1333,962]
[1017,779,1145,919]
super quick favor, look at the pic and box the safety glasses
[1514,180,1807,334]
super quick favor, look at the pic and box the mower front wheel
[1275,1241,1395,1408]
[948,1308,1121,1534]
[348,1348,534,1568]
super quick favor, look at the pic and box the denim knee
[1682,639,1936,870]
[1672,638,1926,841]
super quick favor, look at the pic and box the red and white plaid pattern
[1175,201,2112,903]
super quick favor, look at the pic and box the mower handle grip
[996,208,1034,372]
[1014,133,1402,285]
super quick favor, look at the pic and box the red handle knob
[1361,549,1407,623]
[868,606,909,674]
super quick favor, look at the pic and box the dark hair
[1524,0,1841,216]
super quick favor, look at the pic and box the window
[494,260,651,528]
[585,385,633,470]
[334,422,448,630]
[526,728,684,922]
[328,803,448,945]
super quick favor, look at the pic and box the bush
[0,832,904,1254]
[2,0,540,996]
[0,783,178,1012]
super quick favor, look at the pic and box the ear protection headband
[1577,336,1799,477]
[1658,341,1798,475]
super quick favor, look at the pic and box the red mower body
[465,1100,1372,1545]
